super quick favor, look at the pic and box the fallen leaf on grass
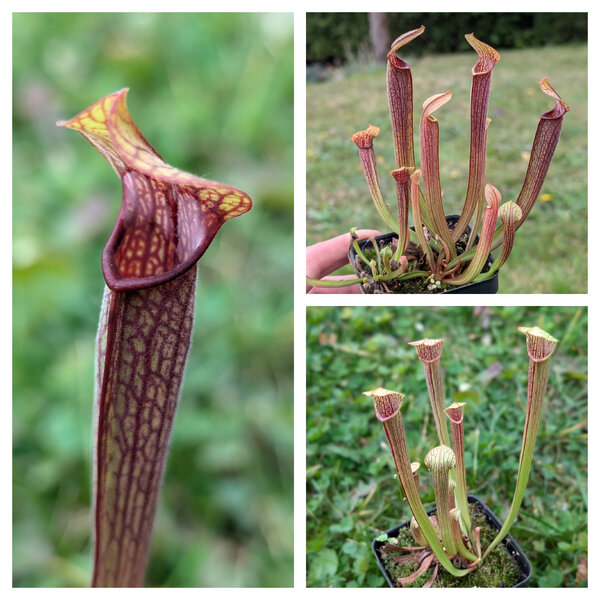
[576,556,587,585]
[477,361,503,385]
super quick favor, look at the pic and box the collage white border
[4,0,597,595]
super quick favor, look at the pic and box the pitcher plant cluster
[58,89,251,586]
[364,326,558,586]
[307,26,569,292]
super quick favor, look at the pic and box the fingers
[306,229,381,292]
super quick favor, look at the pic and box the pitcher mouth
[101,173,221,292]
[101,206,218,292]
[58,88,252,292]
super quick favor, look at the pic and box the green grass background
[306,42,587,293]
[307,306,587,587]
[13,12,293,587]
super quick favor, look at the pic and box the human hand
[306,230,381,294]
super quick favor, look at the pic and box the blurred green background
[307,306,587,587]
[306,14,587,293]
[13,13,293,587]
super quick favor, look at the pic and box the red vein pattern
[386,25,424,169]
[419,92,456,259]
[514,78,570,228]
[452,34,500,242]
[59,89,251,586]
[93,267,197,586]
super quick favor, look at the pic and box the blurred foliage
[307,40,587,293]
[307,12,587,64]
[307,306,587,587]
[13,12,293,587]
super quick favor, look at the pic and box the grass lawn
[306,44,587,293]
[306,306,587,587]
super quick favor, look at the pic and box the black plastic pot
[348,215,498,294]
[372,495,532,588]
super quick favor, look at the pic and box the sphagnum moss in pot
[306,26,569,294]
[365,326,558,587]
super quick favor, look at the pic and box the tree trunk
[368,13,390,62]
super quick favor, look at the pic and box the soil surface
[378,504,523,587]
